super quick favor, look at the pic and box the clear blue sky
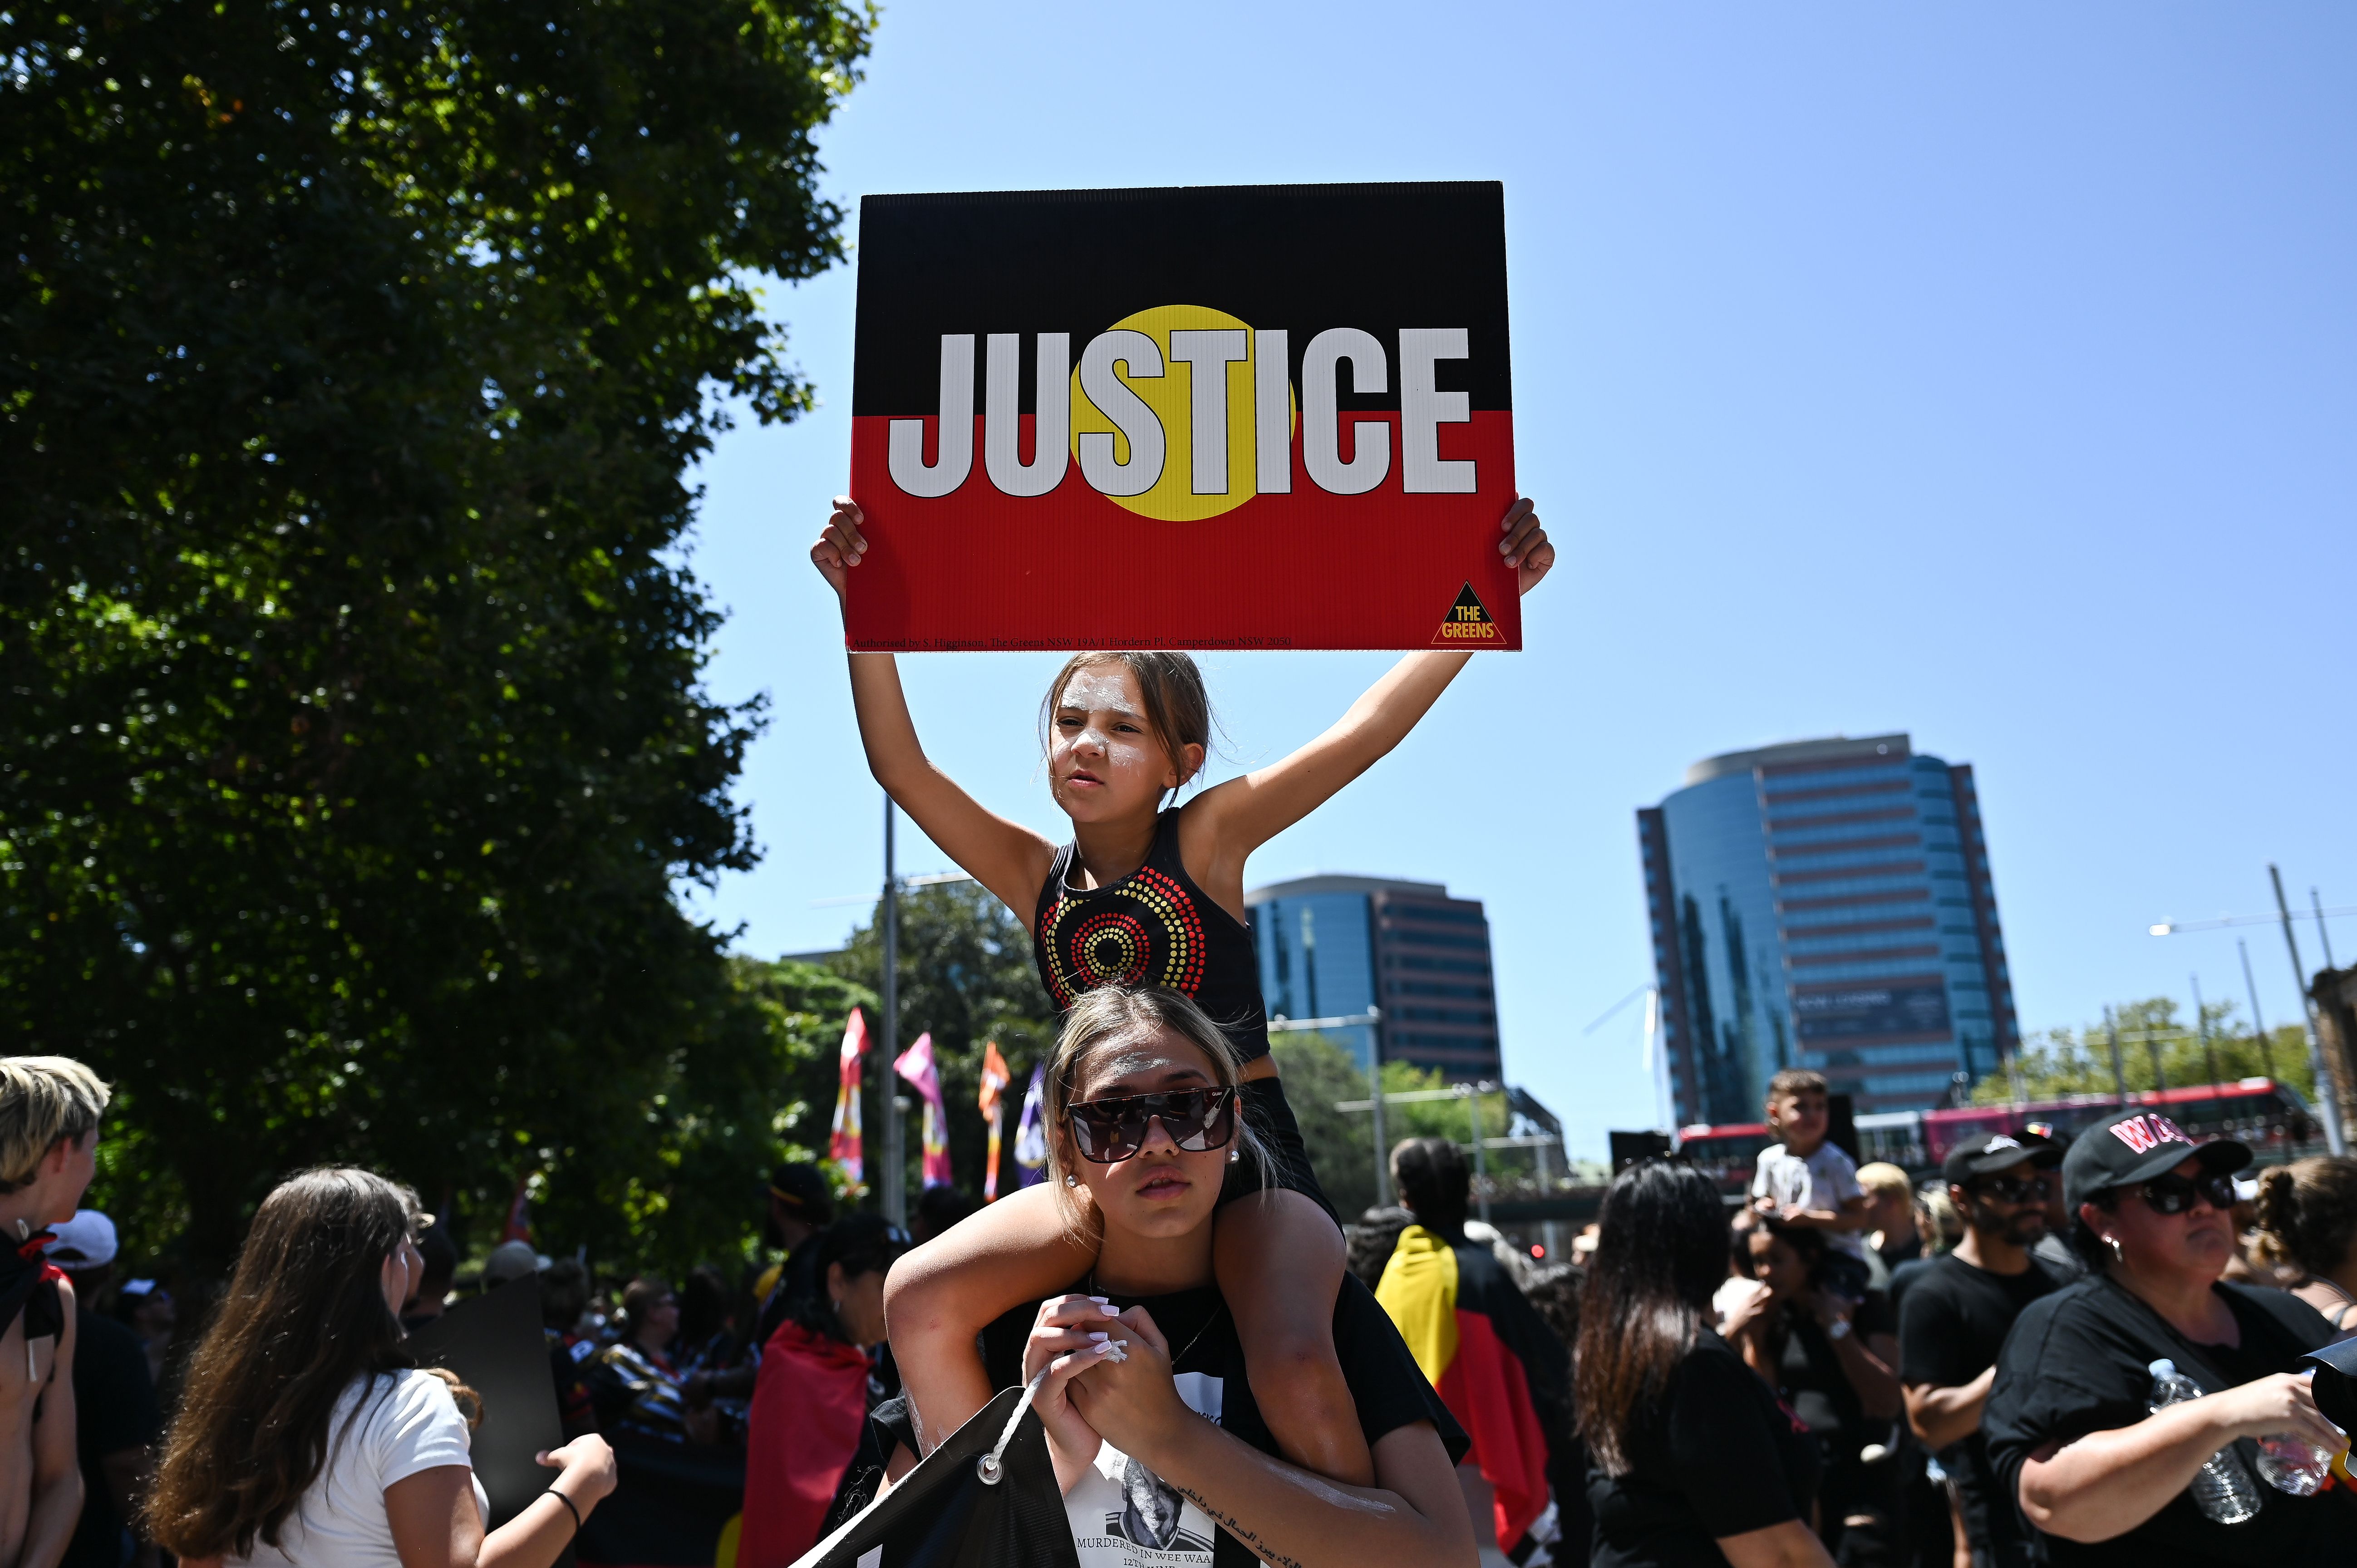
[679,1,2356,1160]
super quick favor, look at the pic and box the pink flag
[894,1032,953,1190]
[829,1010,867,1187]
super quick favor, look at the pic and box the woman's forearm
[1834,1332,1901,1421]
[477,1491,582,1568]
[1145,1419,1473,1568]
[2017,1401,2238,1542]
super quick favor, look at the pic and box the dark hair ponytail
[1575,1160,1727,1477]
[792,1215,910,1344]
[2253,1157,2357,1278]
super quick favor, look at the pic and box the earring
[1228,1149,1240,1164]
[1065,1174,1078,1187]
[2104,1234,2123,1261]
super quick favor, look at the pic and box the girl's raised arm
[815,498,1059,925]
[1185,498,1553,883]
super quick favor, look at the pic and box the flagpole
[882,794,905,1226]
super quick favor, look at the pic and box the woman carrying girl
[809,491,1553,1484]
[869,983,1476,1568]
[148,1168,616,1568]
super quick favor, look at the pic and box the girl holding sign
[808,492,1552,1488]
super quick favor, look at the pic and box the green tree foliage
[1267,1037,1520,1220]
[2,0,872,1272]
[1971,997,2315,1107]
[827,882,1056,1203]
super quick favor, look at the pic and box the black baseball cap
[2061,1107,2249,1214]
[766,1163,836,1227]
[1942,1131,2062,1187]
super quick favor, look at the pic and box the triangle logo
[1430,582,1502,647]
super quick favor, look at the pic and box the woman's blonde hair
[1043,987,1267,1232]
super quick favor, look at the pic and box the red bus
[1675,1079,2313,1190]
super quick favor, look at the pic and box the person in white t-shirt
[1749,1070,1873,1298]
[146,1168,615,1568]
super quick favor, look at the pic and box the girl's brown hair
[1039,652,1215,804]
[148,1168,425,1559]
[2253,1156,2357,1278]
[1574,1159,1729,1477]
[1042,985,1268,1234]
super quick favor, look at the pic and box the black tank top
[1032,811,1271,1062]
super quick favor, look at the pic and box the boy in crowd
[0,1057,112,1568]
[44,1210,161,1568]
[1749,1068,1873,1297]
[1898,1132,2063,1568]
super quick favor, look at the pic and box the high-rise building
[1247,875,1502,1083]
[1637,734,2018,1123]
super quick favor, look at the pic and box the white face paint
[1048,665,1178,823]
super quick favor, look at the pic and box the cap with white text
[1942,1131,2061,1187]
[2062,1107,2248,1214]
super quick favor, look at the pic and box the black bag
[794,1380,1078,1568]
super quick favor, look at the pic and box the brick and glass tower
[1638,734,2019,1123]
[1247,875,1502,1083]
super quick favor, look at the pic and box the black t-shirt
[1983,1276,2357,1567]
[874,1272,1466,1567]
[1767,1290,1894,1459]
[1898,1254,2060,1563]
[1588,1329,1822,1568]
[64,1309,160,1568]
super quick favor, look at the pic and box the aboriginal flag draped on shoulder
[1376,1225,1565,1552]
[846,181,1518,652]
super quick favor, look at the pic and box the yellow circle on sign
[1068,304,1294,521]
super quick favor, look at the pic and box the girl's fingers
[1113,1306,1169,1357]
[1036,1294,1122,1328]
[1497,496,1534,533]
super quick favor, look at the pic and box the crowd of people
[0,508,2350,1567]
[5,1044,2352,1568]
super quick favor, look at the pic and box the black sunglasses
[1066,1087,1238,1164]
[1972,1173,2052,1204]
[2133,1171,2237,1216]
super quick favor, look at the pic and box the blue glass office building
[1247,875,1502,1083]
[1638,735,2019,1122]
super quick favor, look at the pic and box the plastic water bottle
[2147,1359,2261,1524]
[2254,1372,2342,1496]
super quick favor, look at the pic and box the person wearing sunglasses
[866,984,1476,1568]
[1897,1133,2065,1568]
[1983,1108,2355,1565]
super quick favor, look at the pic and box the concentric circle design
[1039,866,1207,1008]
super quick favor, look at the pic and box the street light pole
[2270,864,2347,1155]
[881,796,905,1225]
[2106,1007,2127,1108]
[2191,974,2221,1091]
[1368,1007,1391,1209]
[2239,939,2278,1085]
[1464,1084,1491,1227]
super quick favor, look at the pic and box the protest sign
[405,1276,566,1540]
[846,180,1517,651]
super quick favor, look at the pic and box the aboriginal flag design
[1038,865,1207,1008]
[846,181,1518,652]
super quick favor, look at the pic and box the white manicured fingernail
[1088,1295,1110,1303]
[1100,1303,1121,1316]
[1088,1331,1110,1343]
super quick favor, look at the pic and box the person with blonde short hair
[0,1056,113,1568]
[1855,1162,1921,1272]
